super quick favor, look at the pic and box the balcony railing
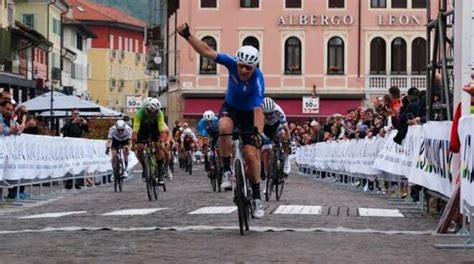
[366,75,427,92]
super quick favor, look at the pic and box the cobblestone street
[0,164,472,263]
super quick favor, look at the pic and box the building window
[411,37,426,74]
[201,0,217,8]
[52,18,61,35]
[241,0,259,8]
[371,0,386,8]
[391,0,407,8]
[328,0,344,8]
[285,0,302,8]
[412,0,426,8]
[370,37,386,74]
[76,33,83,51]
[243,36,260,67]
[200,36,217,74]
[391,37,407,74]
[327,37,344,75]
[243,36,259,50]
[284,37,302,75]
[22,14,35,29]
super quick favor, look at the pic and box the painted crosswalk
[188,206,237,214]
[18,211,87,219]
[102,208,167,216]
[14,206,406,219]
[358,208,404,217]
[273,205,322,215]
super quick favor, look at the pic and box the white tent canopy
[20,92,123,117]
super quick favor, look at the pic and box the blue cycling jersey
[215,53,265,111]
[197,118,219,137]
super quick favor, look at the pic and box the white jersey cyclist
[264,104,287,126]
[108,124,132,141]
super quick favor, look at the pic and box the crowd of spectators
[290,85,426,147]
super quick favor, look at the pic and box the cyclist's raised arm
[177,23,217,61]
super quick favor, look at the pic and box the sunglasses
[117,129,124,132]
[237,64,254,71]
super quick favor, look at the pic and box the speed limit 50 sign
[126,96,143,112]
[302,96,320,114]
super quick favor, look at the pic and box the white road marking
[358,208,404,217]
[0,225,434,236]
[189,206,237,214]
[102,208,167,216]
[273,205,322,215]
[18,211,87,219]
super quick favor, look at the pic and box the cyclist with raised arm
[197,110,217,172]
[178,23,265,218]
[106,119,133,177]
[132,98,167,184]
[261,97,292,179]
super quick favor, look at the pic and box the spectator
[0,100,21,136]
[60,108,89,138]
[309,120,323,143]
[60,108,89,189]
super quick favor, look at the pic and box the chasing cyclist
[197,110,218,172]
[261,97,292,179]
[177,23,266,218]
[106,119,133,177]
[132,97,167,184]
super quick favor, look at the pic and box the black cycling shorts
[218,102,255,146]
[111,138,130,150]
[136,120,160,143]
[263,122,281,140]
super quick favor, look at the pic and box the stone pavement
[0,163,472,263]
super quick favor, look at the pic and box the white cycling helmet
[115,120,126,130]
[203,110,215,121]
[236,45,260,66]
[146,98,161,112]
[142,97,153,108]
[262,97,275,113]
[184,128,192,134]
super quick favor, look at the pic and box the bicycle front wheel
[234,159,249,235]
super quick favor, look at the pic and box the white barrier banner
[408,121,453,198]
[0,134,137,181]
[459,116,474,207]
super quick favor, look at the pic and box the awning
[274,98,362,117]
[183,97,224,117]
[183,97,362,117]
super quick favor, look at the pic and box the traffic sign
[302,96,320,114]
[126,96,143,112]
[159,75,167,87]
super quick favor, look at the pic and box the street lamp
[46,81,53,130]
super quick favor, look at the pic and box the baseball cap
[310,120,318,127]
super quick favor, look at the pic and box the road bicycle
[220,129,256,235]
[207,144,222,192]
[265,140,288,201]
[142,141,166,201]
[113,147,126,192]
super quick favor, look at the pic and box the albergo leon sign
[277,14,422,27]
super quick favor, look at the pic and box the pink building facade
[167,0,437,123]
